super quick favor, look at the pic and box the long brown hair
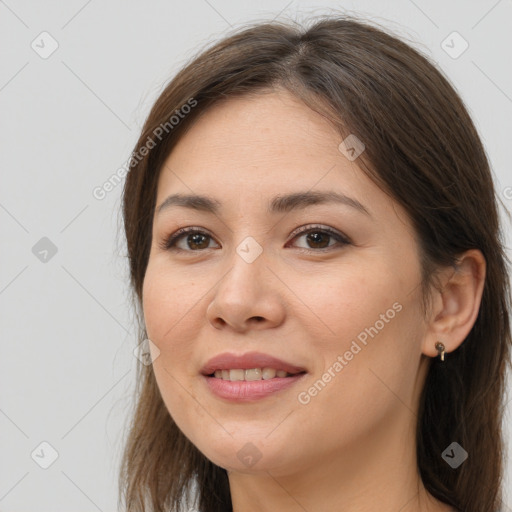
[119,14,511,512]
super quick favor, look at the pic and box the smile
[212,368,300,380]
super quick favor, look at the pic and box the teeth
[245,368,262,381]
[262,368,276,380]
[212,368,294,381]
[230,369,244,381]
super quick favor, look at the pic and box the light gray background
[1,1,511,511]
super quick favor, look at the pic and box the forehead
[154,90,409,229]
[158,91,364,191]
[175,90,339,155]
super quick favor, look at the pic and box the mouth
[200,350,307,377]
[207,368,306,380]
[200,351,308,401]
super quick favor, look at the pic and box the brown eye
[184,233,211,250]
[289,225,350,252]
[159,228,219,252]
[303,231,331,249]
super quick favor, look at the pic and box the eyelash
[158,224,351,254]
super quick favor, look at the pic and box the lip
[200,351,307,376]
[203,373,307,402]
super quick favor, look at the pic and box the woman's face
[142,89,432,476]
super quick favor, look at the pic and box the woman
[119,14,511,512]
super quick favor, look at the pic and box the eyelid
[288,224,350,243]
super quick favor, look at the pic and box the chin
[193,433,299,475]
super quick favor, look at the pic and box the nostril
[213,318,226,328]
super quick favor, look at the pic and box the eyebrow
[156,190,371,217]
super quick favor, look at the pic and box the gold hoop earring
[435,341,446,361]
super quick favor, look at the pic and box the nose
[206,247,286,333]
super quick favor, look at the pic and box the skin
[142,88,486,512]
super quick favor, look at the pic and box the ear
[422,249,486,358]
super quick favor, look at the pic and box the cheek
[291,309,421,458]
[142,264,206,433]
[295,265,396,346]
[141,262,204,376]
[143,261,196,340]
[297,266,423,409]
